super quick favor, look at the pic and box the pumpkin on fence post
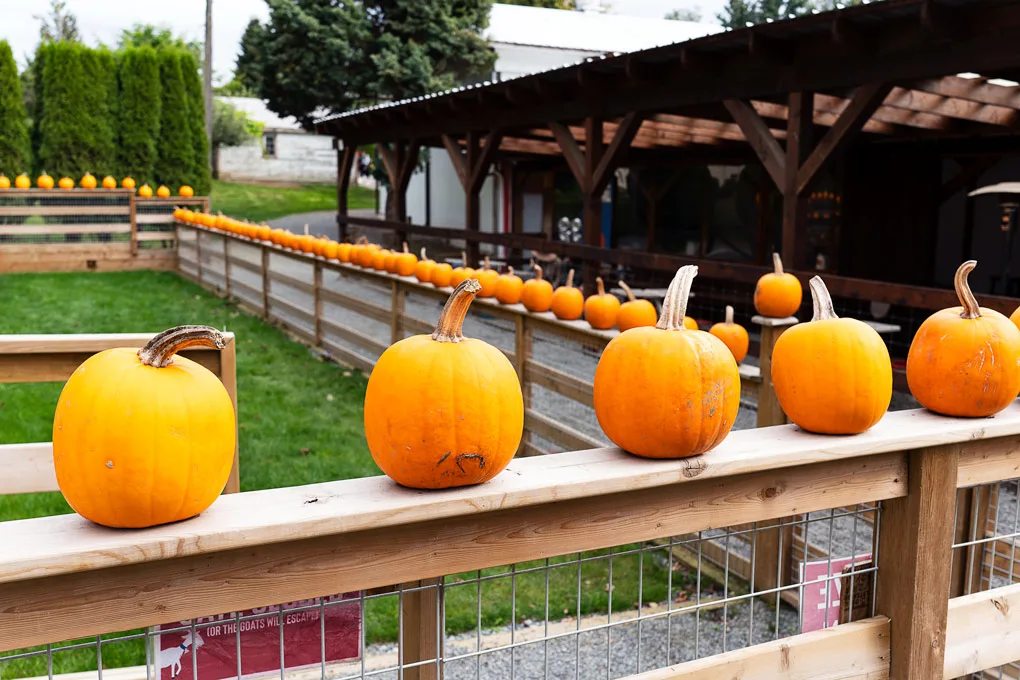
[909,260,1020,417]
[58,176,74,190]
[101,175,117,189]
[495,266,524,304]
[475,256,500,298]
[616,281,657,331]
[754,252,802,318]
[52,325,236,528]
[584,277,620,330]
[415,247,435,283]
[395,242,418,276]
[772,276,891,434]
[121,177,136,190]
[80,173,97,190]
[521,264,553,313]
[15,174,30,189]
[0,175,9,189]
[594,265,740,458]
[551,269,584,321]
[710,305,749,363]
[156,185,171,199]
[364,279,524,489]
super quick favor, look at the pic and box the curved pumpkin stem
[595,277,605,296]
[461,251,467,268]
[955,260,981,319]
[138,325,226,368]
[402,241,409,254]
[432,279,482,343]
[772,252,784,275]
[619,280,636,302]
[484,255,490,270]
[506,266,515,276]
[809,276,839,321]
[565,269,575,288]
[657,265,698,331]
[357,236,369,245]
[534,264,544,281]
[725,305,734,325]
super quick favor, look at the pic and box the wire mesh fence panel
[0,190,132,246]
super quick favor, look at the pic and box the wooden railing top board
[0,332,235,354]
[3,403,1020,585]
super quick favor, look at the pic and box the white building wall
[493,43,599,80]
[218,132,337,184]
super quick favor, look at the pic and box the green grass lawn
[0,271,686,676]
[210,179,375,223]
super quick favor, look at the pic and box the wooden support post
[876,444,960,679]
[261,245,270,321]
[313,261,323,347]
[401,579,443,680]
[753,315,797,428]
[195,229,203,284]
[391,280,405,345]
[221,337,241,495]
[516,315,533,456]
[223,236,231,298]
[129,194,138,256]
[443,131,503,268]
[782,91,813,269]
[336,140,356,242]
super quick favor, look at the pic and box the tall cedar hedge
[79,47,118,176]
[180,51,212,194]
[117,46,161,183]
[0,40,31,177]
[156,50,195,189]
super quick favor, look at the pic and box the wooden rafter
[724,99,786,189]
[440,134,467,186]
[592,113,644,195]
[549,121,588,188]
[469,130,504,194]
[751,100,896,135]
[913,75,1020,110]
[883,87,1018,126]
[812,93,953,131]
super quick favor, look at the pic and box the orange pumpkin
[179,185,194,198]
[909,260,1020,417]
[156,185,171,199]
[121,177,136,190]
[709,305,749,363]
[58,176,74,190]
[14,174,30,189]
[358,240,381,268]
[80,172,97,189]
[683,316,698,330]
[0,175,10,190]
[415,247,435,283]
[584,278,620,330]
[551,269,584,321]
[450,251,476,288]
[495,267,524,305]
[431,261,454,288]
[372,248,391,270]
[52,326,236,528]
[754,252,802,318]
[475,256,500,298]
[394,242,418,277]
[364,280,524,489]
[616,281,657,331]
[521,264,553,313]
[594,265,740,458]
[773,276,891,434]
[37,172,54,189]
[102,175,117,189]
[324,239,339,260]
[336,242,353,263]
[137,184,153,198]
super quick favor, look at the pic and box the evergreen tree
[0,40,31,177]
[234,19,265,95]
[117,46,161,184]
[79,47,117,175]
[155,50,194,189]
[716,0,814,28]
[30,44,49,174]
[36,42,90,177]
[180,51,212,194]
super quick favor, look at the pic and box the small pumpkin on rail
[52,326,236,528]
[521,264,553,313]
[15,173,30,189]
[594,265,740,458]
[908,260,1020,417]
[615,281,657,331]
[415,247,435,283]
[584,278,620,330]
[364,279,524,489]
[772,276,891,434]
[0,174,9,189]
[431,259,455,288]
[58,176,74,190]
[709,305,749,363]
[754,252,802,319]
[475,256,500,298]
[551,269,584,321]
[450,251,476,288]
[101,175,117,189]
[395,242,418,277]
[495,266,524,305]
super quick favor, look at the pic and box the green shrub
[30,44,48,173]
[79,47,117,176]
[36,42,88,177]
[180,51,211,194]
[155,50,194,189]
[116,46,161,183]
[0,40,31,177]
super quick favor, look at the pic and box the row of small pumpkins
[51,246,1020,530]
[0,172,194,198]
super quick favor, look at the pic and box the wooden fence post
[753,315,797,428]
[314,261,323,347]
[261,245,270,321]
[391,280,405,345]
[876,444,960,679]
[402,579,443,680]
[195,229,203,285]
[129,194,138,257]
[516,315,533,456]
[221,337,241,495]
[223,236,231,298]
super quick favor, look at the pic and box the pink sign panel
[800,554,872,634]
[156,594,361,680]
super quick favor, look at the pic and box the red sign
[156,594,361,680]
[800,554,872,633]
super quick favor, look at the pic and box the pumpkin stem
[138,325,226,369]
[357,236,368,245]
[484,255,490,270]
[420,246,427,260]
[809,276,839,321]
[402,241,409,254]
[725,305,734,325]
[955,260,981,319]
[534,264,544,281]
[432,279,482,343]
[656,265,698,331]
[303,224,309,236]
[461,251,467,268]
[507,266,515,276]
[772,252,784,275]
[619,280,636,302]
[565,269,575,288]
[596,277,605,296]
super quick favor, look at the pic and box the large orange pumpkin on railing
[551,269,584,321]
[122,177,136,190]
[594,265,739,458]
[52,326,236,528]
[908,260,1020,417]
[431,260,454,288]
[179,185,194,198]
[772,276,891,434]
[37,173,54,190]
[495,267,524,305]
[616,281,657,331]
[584,278,620,330]
[137,184,153,198]
[156,185,171,199]
[364,280,523,489]
[754,252,802,318]
[521,264,553,313]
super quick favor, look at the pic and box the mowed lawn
[0,271,682,676]
[210,180,375,223]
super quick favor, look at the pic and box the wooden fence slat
[321,337,376,374]
[0,206,130,216]
[525,360,595,407]
[267,294,316,328]
[320,318,388,355]
[226,253,261,275]
[0,443,58,494]
[0,224,132,236]
[525,409,604,451]
[319,286,392,323]
[270,269,316,295]
[944,582,1020,678]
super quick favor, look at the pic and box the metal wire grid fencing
[0,191,132,245]
[0,505,882,680]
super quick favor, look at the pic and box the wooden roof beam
[724,99,786,189]
[812,93,953,131]
[751,100,896,135]
[882,87,1018,127]
[912,75,1020,110]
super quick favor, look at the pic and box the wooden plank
[401,316,434,335]
[135,231,176,242]
[269,268,315,295]
[391,280,404,345]
[945,583,1020,678]
[956,434,1020,487]
[724,99,785,189]
[549,120,589,190]
[592,112,644,195]
[320,337,376,375]
[626,616,890,679]
[525,408,603,451]
[0,451,906,650]
[228,278,262,304]
[440,134,468,187]
[321,318,388,355]
[0,443,58,494]
[0,223,131,236]
[525,360,594,407]
[227,252,261,275]
[319,286,391,323]
[0,189,135,199]
[875,444,960,679]
[0,205,130,216]
[221,337,240,495]
[755,317,795,428]
[267,294,316,327]
[313,262,324,346]
[134,214,179,225]
[402,579,443,680]
[261,246,270,318]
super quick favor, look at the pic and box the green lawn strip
[0,271,683,676]
[209,179,374,223]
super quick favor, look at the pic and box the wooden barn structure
[316,0,1020,361]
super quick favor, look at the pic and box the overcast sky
[4,0,724,83]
